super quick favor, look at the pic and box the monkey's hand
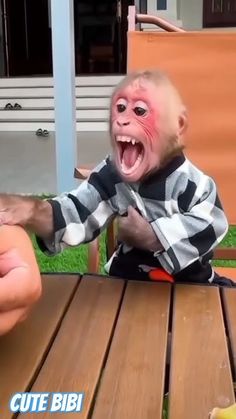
[117,206,163,253]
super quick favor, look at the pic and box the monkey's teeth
[116,136,137,143]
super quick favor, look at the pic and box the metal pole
[51,0,77,193]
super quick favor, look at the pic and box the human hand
[0,226,42,335]
[117,206,163,252]
[0,194,35,227]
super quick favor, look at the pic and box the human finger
[0,306,30,336]
[0,266,41,311]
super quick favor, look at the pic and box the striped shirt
[38,153,228,282]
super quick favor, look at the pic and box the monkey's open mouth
[116,135,144,175]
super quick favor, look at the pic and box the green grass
[163,395,168,419]
[221,226,236,247]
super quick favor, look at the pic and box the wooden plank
[0,274,79,419]
[169,285,235,419]
[214,247,236,260]
[222,288,236,373]
[21,275,124,419]
[92,282,171,419]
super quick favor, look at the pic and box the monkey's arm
[37,159,118,255]
[151,177,228,274]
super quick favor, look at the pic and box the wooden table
[1,274,236,419]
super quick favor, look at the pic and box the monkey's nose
[117,120,130,127]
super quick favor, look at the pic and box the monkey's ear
[178,108,188,136]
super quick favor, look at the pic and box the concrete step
[0,75,123,88]
[0,121,108,131]
[0,75,120,131]
[0,97,110,109]
[0,108,109,121]
[0,86,114,98]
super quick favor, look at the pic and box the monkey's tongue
[122,143,141,168]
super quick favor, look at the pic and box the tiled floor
[0,131,111,194]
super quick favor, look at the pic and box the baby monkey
[38,70,231,285]
[0,70,233,286]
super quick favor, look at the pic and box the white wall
[176,0,181,20]
[179,0,203,30]
[142,0,204,31]
[148,0,178,21]
[142,0,181,30]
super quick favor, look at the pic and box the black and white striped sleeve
[151,175,228,274]
[38,159,119,255]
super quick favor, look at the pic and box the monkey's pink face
[111,80,162,182]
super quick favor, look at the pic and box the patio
[0,131,111,194]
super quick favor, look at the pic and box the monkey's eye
[134,107,146,116]
[116,98,127,113]
[133,100,148,117]
[117,104,126,113]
